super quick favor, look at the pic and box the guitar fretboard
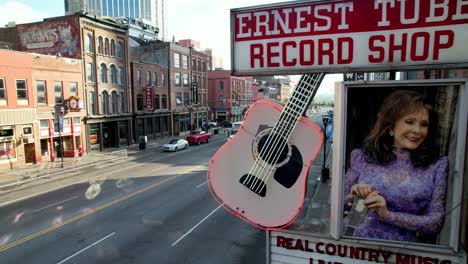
[272,73,325,140]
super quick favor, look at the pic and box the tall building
[64,0,167,39]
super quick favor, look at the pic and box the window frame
[69,82,77,97]
[16,79,27,100]
[0,78,5,100]
[174,53,180,68]
[175,73,181,86]
[36,80,47,104]
[329,80,468,252]
[54,81,63,104]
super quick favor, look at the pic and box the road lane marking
[151,164,171,172]
[195,180,208,189]
[171,204,223,247]
[56,232,115,264]
[0,165,205,253]
[32,196,79,213]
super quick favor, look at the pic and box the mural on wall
[16,18,81,59]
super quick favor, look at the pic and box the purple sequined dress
[343,148,448,242]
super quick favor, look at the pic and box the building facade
[207,70,253,122]
[0,49,86,169]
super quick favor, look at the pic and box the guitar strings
[240,75,310,188]
[251,73,317,194]
[254,74,321,194]
[251,74,314,192]
[244,74,312,192]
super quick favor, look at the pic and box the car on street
[163,139,188,152]
[186,130,212,145]
[208,121,218,127]
[228,129,239,140]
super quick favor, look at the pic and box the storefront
[86,116,132,152]
[134,112,171,142]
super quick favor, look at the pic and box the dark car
[222,121,232,128]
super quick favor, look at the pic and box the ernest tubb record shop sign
[231,0,468,75]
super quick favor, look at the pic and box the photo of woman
[343,90,449,243]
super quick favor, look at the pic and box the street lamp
[321,114,330,182]
[51,107,65,168]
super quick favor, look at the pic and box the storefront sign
[231,0,468,75]
[270,232,464,264]
[145,86,153,111]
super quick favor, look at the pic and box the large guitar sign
[207,73,324,230]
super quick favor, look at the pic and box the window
[110,65,117,84]
[120,92,125,113]
[101,91,108,115]
[16,80,27,99]
[54,81,63,104]
[87,63,94,82]
[154,94,160,109]
[137,70,142,85]
[118,67,124,84]
[0,78,5,99]
[117,41,123,57]
[183,92,189,106]
[153,72,158,86]
[98,36,103,53]
[69,82,77,96]
[111,91,118,114]
[161,73,165,85]
[36,80,47,104]
[175,92,182,106]
[100,63,108,83]
[175,73,181,86]
[74,117,80,124]
[203,62,206,72]
[197,60,201,71]
[219,80,224,89]
[89,91,95,115]
[110,39,116,56]
[192,58,196,69]
[219,95,225,106]
[146,71,151,85]
[182,55,188,69]
[86,34,93,52]
[104,38,109,55]
[183,74,189,87]
[40,120,49,127]
[136,94,144,111]
[161,95,167,109]
[174,53,180,68]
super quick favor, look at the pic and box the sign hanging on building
[145,86,153,111]
[231,0,468,75]
[191,82,199,105]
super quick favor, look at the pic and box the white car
[228,129,239,140]
[163,139,188,152]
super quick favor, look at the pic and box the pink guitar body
[207,99,323,230]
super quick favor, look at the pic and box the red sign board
[16,17,81,59]
[231,0,468,75]
[145,86,153,111]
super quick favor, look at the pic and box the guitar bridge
[239,174,266,197]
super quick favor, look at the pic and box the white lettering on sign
[232,0,468,74]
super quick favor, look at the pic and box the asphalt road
[0,136,265,264]
[0,113,328,264]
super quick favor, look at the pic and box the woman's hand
[350,184,372,198]
[364,191,390,219]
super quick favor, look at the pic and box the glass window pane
[130,0,134,18]
[40,120,49,127]
[16,80,27,99]
[0,78,5,99]
[54,81,63,103]
[135,0,139,17]
[102,0,108,16]
[36,80,46,104]
[69,82,77,96]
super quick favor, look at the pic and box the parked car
[208,121,218,127]
[163,139,188,152]
[186,130,212,145]
[222,121,232,128]
[232,121,243,131]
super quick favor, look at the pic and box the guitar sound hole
[257,133,289,165]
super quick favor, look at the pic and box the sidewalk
[0,134,191,191]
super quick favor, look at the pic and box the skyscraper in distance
[64,0,167,39]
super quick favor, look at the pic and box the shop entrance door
[24,143,35,163]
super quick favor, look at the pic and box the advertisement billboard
[231,0,468,75]
[16,17,81,59]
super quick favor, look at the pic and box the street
[0,112,328,264]
[0,135,265,264]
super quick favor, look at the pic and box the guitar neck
[273,73,325,139]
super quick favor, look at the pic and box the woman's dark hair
[362,90,439,168]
